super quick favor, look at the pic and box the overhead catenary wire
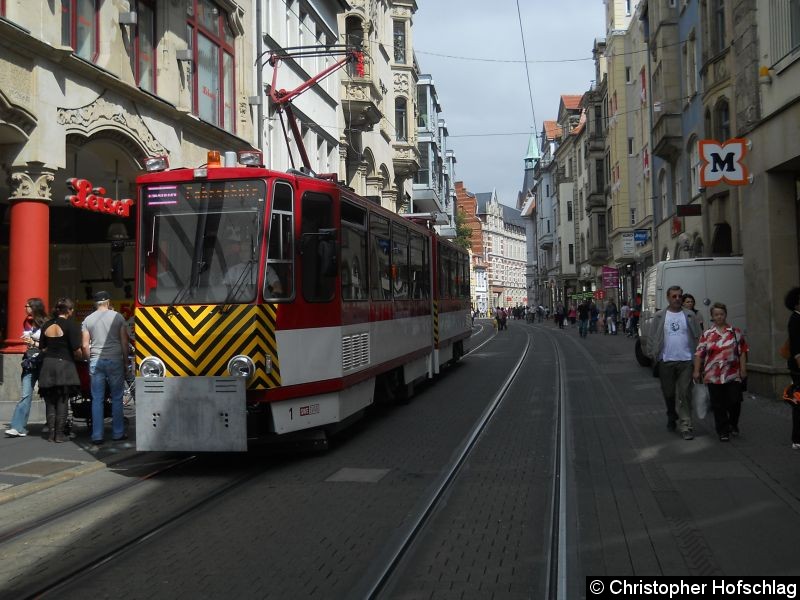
[277,0,690,67]
[516,0,538,136]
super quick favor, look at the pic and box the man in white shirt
[647,285,702,439]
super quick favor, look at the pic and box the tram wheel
[379,368,412,405]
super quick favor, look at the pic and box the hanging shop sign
[621,232,635,257]
[698,138,749,187]
[602,266,619,289]
[66,178,135,217]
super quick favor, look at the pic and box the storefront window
[187,0,235,132]
[129,0,156,92]
[61,0,98,61]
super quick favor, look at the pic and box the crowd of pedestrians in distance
[475,283,800,449]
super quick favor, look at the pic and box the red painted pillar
[2,169,52,354]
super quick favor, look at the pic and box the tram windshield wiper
[220,259,257,312]
[166,281,193,316]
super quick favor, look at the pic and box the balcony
[588,134,604,153]
[538,231,553,248]
[392,141,420,180]
[585,191,605,211]
[411,183,442,213]
[341,79,382,131]
[652,112,682,160]
[588,247,609,265]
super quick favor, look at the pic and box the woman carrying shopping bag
[692,302,748,442]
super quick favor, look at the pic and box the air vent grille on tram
[342,333,370,371]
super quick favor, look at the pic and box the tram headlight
[228,355,255,379]
[144,156,169,172]
[140,356,166,378]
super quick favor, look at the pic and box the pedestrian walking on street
[620,301,630,336]
[693,302,748,441]
[6,298,48,438]
[589,302,599,334]
[605,299,618,335]
[629,294,642,337]
[578,302,590,338]
[682,293,704,330]
[647,285,702,440]
[555,302,565,329]
[783,287,800,450]
[81,291,130,444]
[568,304,577,327]
[37,298,82,443]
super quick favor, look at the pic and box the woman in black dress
[38,298,82,442]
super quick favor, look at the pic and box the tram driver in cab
[221,232,284,299]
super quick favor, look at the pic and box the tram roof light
[207,150,222,168]
[144,156,169,172]
[238,150,264,167]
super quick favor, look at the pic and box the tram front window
[139,180,266,305]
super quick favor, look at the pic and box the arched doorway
[51,134,143,307]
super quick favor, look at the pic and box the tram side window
[341,202,368,301]
[370,214,391,300]
[266,181,294,300]
[448,248,458,299]
[439,244,455,300]
[459,252,470,298]
[409,232,428,299]
[392,223,409,299]
[301,191,335,302]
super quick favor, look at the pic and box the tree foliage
[454,209,472,250]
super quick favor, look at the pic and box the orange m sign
[699,138,749,187]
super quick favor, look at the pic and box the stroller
[69,361,133,434]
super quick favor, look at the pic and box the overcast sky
[413,0,606,207]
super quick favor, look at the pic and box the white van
[635,257,746,366]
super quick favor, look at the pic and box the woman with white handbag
[692,302,748,442]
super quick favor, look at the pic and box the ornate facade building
[456,182,526,312]
[0,0,257,410]
[338,0,419,212]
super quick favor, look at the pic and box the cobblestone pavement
[2,320,800,599]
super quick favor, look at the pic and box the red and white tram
[133,152,471,451]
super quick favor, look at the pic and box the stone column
[3,166,52,353]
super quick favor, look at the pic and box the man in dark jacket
[646,285,702,439]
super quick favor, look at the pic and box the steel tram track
[542,326,569,600]
[351,325,570,599]
[0,454,197,546]
[10,459,267,599]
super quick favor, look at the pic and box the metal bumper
[136,376,247,452]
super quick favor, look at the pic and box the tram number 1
[290,404,320,419]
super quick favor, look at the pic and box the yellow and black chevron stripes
[135,305,281,389]
[433,300,439,345]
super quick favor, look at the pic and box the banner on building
[602,266,619,289]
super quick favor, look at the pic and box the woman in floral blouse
[692,302,748,442]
